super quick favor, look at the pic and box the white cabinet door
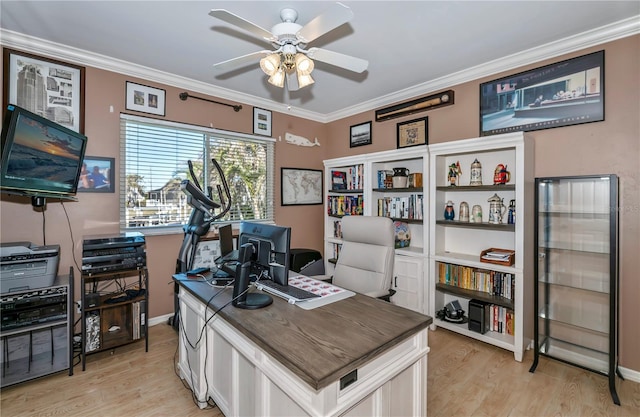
[391,255,424,313]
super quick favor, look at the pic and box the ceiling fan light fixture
[296,72,315,89]
[294,53,314,75]
[260,54,281,76]
[268,67,286,88]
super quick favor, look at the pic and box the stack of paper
[481,250,513,261]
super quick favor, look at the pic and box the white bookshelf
[428,132,533,361]
[323,147,429,314]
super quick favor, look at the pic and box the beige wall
[1,35,638,370]
[324,37,640,372]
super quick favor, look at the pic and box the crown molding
[324,15,640,122]
[0,29,324,122]
[2,15,638,124]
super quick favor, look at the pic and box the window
[120,114,274,232]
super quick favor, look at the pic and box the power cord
[173,280,252,409]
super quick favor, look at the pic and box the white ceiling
[1,1,638,122]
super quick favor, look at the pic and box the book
[331,170,347,190]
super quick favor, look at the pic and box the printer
[0,242,60,293]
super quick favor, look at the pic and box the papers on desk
[288,276,355,310]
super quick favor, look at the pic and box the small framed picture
[125,81,166,116]
[253,107,272,136]
[397,117,428,149]
[78,156,115,193]
[350,121,372,147]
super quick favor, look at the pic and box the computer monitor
[238,222,291,286]
[232,243,272,309]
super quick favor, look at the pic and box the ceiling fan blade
[296,2,353,44]
[306,48,368,73]
[286,71,300,91]
[213,50,271,71]
[209,9,275,42]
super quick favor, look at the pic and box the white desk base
[178,289,429,417]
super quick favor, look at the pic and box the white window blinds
[120,114,274,232]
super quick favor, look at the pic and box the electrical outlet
[76,300,82,314]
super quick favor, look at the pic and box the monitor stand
[234,293,273,309]
[232,255,273,309]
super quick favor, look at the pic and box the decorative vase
[471,205,483,223]
[459,201,469,222]
[493,164,511,185]
[508,199,516,224]
[470,158,482,186]
[444,200,455,220]
[488,193,507,224]
[392,167,409,188]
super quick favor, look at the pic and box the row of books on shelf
[327,195,364,216]
[438,262,514,300]
[488,305,515,335]
[376,170,395,189]
[377,195,423,220]
[132,300,146,340]
[333,220,342,238]
[331,165,364,190]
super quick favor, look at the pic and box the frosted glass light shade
[294,53,314,75]
[297,72,315,88]
[268,68,286,87]
[260,54,281,76]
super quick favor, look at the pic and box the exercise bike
[169,158,231,330]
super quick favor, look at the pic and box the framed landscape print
[480,50,604,136]
[3,48,85,133]
[350,121,372,147]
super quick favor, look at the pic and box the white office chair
[319,216,396,300]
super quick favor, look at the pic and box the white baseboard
[619,366,640,383]
[149,313,174,327]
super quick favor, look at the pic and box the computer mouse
[108,325,120,332]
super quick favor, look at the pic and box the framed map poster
[281,168,323,206]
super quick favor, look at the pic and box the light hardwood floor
[2,323,639,416]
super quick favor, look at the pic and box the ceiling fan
[209,2,368,91]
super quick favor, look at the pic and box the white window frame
[119,114,275,234]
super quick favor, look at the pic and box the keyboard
[254,280,320,302]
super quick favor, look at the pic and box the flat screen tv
[0,104,88,201]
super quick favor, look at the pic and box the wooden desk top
[175,276,432,390]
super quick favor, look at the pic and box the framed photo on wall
[397,117,428,149]
[253,107,272,136]
[350,121,372,147]
[479,50,604,136]
[125,81,166,116]
[281,168,323,206]
[78,156,115,193]
[3,48,85,133]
